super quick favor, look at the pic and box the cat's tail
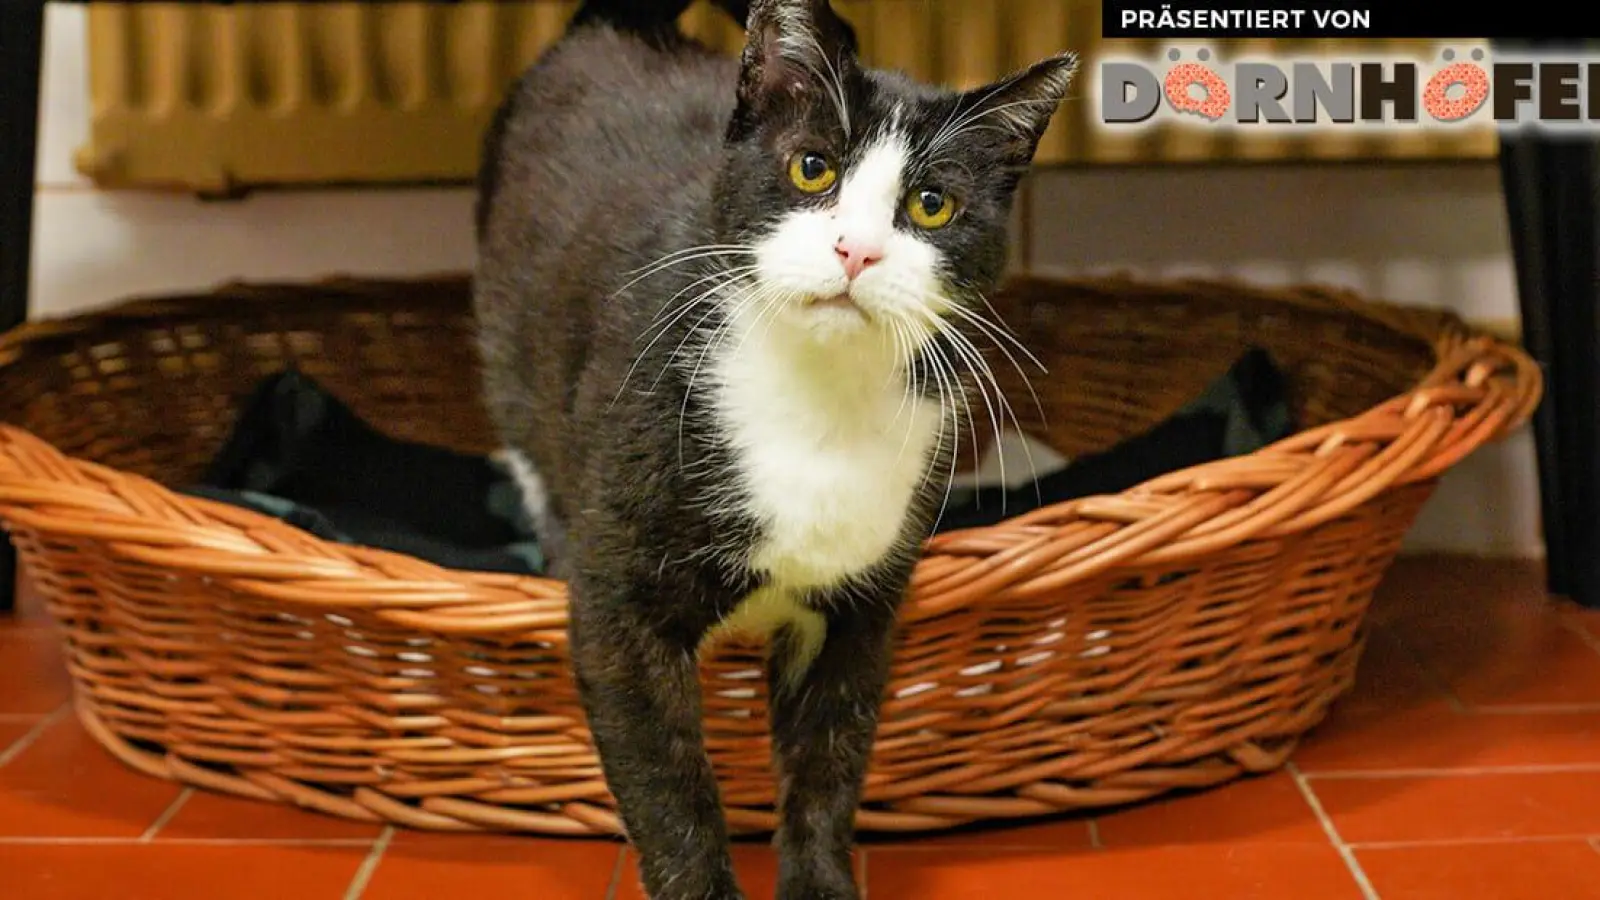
[566,0,750,40]
[567,1,860,53]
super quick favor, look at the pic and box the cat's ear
[960,51,1079,163]
[730,0,859,134]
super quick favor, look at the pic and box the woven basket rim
[0,271,1542,635]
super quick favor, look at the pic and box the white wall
[28,6,1543,557]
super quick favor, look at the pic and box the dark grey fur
[473,2,1073,897]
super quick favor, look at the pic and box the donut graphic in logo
[1163,49,1229,120]
[1422,48,1490,122]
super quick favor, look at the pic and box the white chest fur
[709,321,944,594]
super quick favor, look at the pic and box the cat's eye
[906,188,957,229]
[788,151,837,194]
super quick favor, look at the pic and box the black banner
[1102,1,1580,40]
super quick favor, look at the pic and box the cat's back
[479,26,736,258]
[474,24,738,518]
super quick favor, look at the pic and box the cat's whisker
[899,327,929,461]
[942,299,1048,390]
[922,405,951,511]
[638,268,759,353]
[881,317,907,394]
[949,316,1044,508]
[653,278,762,395]
[670,276,773,377]
[632,249,756,288]
[785,31,851,138]
[877,317,909,393]
[649,274,754,335]
[919,345,968,535]
[926,79,1012,156]
[915,336,965,500]
[943,320,1044,511]
[908,320,937,422]
[675,326,731,468]
[886,318,918,427]
[931,318,1007,508]
[956,293,1049,481]
[679,279,780,393]
[646,265,763,329]
[678,281,788,463]
[949,123,1053,145]
[927,155,977,182]
[887,319,926,469]
[612,246,754,297]
[914,348,953,497]
[936,97,1071,149]
[610,268,758,409]
[925,95,972,160]
[929,99,1022,156]
[932,397,969,535]
[735,283,804,365]
[923,329,984,498]
[970,288,1028,344]
[620,243,750,278]
[715,280,787,362]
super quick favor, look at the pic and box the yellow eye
[788,151,837,193]
[907,188,956,229]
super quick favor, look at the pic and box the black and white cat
[474,1,1074,897]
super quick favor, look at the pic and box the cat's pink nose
[834,238,883,281]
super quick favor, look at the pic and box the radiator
[78,2,1496,193]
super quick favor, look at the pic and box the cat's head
[712,0,1075,350]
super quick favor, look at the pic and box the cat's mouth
[805,293,868,319]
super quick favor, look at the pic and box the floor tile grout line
[140,788,193,842]
[859,848,869,900]
[0,836,379,847]
[870,839,1081,845]
[342,826,395,900]
[605,847,627,900]
[868,841,1106,854]
[1086,819,1103,849]
[1305,763,1600,779]
[0,703,68,768]
[1287,762,1381,900]
[1350,834,1600,851]
[1472,703,1600,715]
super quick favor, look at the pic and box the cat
[472,1,1075,897]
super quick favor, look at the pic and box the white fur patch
[705,129,958,677]
[832,137,904,255]
[698,585,827,689]
[714,319,943,593]
[717,131,947,604]
[752,134,949,338]
[500,448,551,525]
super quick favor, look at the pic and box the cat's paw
[637,867,746,900]
[776,886,860,900]
[775,872,861,900]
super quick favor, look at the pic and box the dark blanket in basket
[935,347,1296,532]
[188,351,1292,574]
[185,369,544,574]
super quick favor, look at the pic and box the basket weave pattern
[0,274,1539,835]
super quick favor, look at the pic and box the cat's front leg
[569,579,743,900]
[766,592,900,900]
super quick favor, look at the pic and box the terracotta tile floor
[5,555,1600,898]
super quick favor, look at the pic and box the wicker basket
[0,273,1539,836]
